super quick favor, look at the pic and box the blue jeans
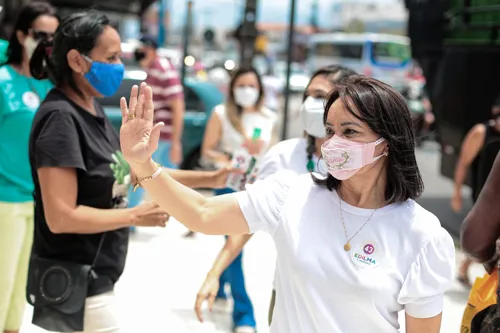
[214,188,256,328]
[128,141,178,231]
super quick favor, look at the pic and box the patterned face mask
[321,136,387,180]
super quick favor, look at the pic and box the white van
[307,32,412,90]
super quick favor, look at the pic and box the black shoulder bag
[26,234,106,332]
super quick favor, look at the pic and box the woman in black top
[29,11,233,332]
[451,98,500,286]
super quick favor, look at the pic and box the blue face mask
[82,55,125,97]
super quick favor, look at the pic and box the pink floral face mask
[321,136,387,180]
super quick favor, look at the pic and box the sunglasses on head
[29,29,55,41]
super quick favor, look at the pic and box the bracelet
[132,162,162,192]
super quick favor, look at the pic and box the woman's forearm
[208,234,253,277]
[131,159,250,235]
[453,163,468,193]
[167,168,217,189]
[55,206,133,234]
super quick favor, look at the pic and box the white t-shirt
[235,171,455,333]
[258,138,326,180]
[213,104,276,154]
[257,138,326,290]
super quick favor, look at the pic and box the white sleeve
[257,145,283,180]
[234,170,296,235]
[397,227,455,318]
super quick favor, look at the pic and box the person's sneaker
[234,326,256,333]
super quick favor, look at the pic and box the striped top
[146,56,184,141]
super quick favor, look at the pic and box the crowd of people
[0,2,499,333]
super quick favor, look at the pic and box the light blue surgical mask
[82,55,125,97]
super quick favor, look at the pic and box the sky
[163,0,399,29]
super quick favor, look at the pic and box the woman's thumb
[149,122,164,154]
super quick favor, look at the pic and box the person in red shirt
[129,35,185,211]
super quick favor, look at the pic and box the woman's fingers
[143,84,155,122]
[194,292,206,322]
[128,85,139,116]
[119,97,128,125]
[135,83,148,119]
[207,292,216,312]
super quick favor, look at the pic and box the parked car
[99,72,224,170]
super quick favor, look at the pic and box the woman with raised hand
[120,76,455,333]
[0,3,58,333]
[194,65,357,326]
[27,11,241,333]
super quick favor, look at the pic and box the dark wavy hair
[30,11,110,96]
[3,2,57,66]
[304,65,358,172]
[313,75,424,203]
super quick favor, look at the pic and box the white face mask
[234,87,259,108]
[24,36,39,61]
[300,96,326,138]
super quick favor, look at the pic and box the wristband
[132,162,162,192]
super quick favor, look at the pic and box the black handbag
[26,234,106,332]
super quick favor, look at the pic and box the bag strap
[91,233,106,268]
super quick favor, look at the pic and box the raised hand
[119,83,163,166]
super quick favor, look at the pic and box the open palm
[119,83,163,165]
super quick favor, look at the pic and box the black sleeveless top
[471,122,500,202]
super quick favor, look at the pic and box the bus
[307,32,412,91]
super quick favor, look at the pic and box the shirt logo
[351,241,382,269]
[22,91,40,109]
[363,244,375,255]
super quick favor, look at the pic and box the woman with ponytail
[0,3,58,333]
[194,65,357,326]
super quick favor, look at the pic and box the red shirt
[146,56,184,141]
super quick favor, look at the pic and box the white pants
[74,291,121,333]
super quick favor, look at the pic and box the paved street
[20,97,484,333]
[20,217,485,333]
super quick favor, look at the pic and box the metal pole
[281,0,297,140]
[181,1,193,84]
